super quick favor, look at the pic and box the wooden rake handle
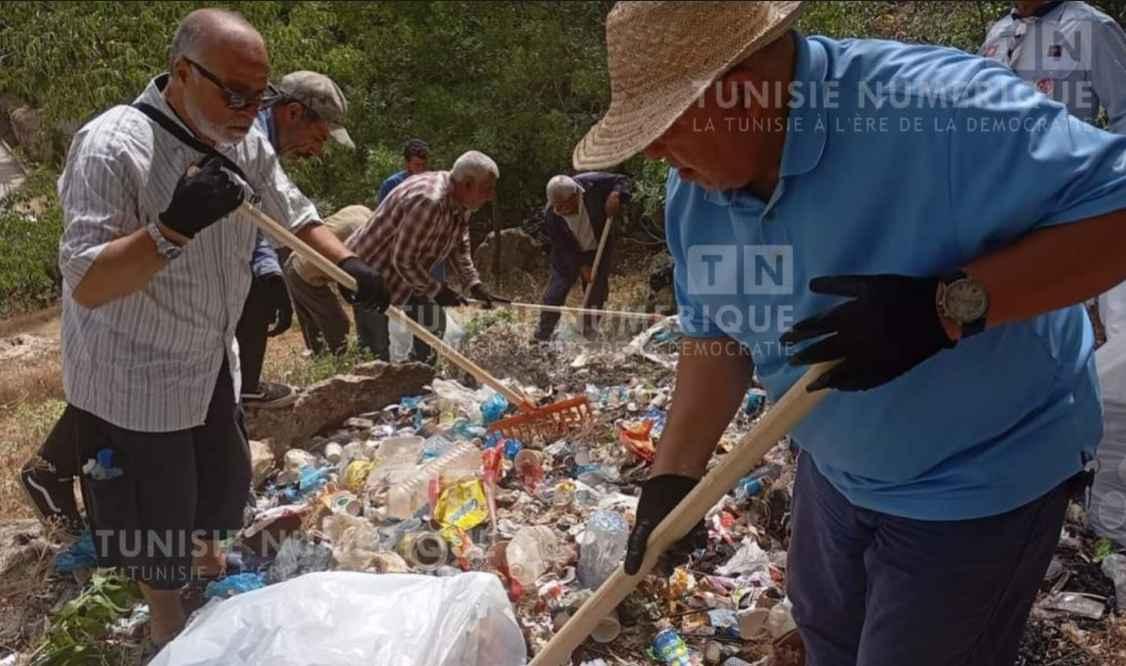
[528,361,836,666]
[466,299,664,322]
[240,202,532,409]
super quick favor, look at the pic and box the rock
[473,228,547,278]
[245,362,435,459]
[344,417,375,430]
[248,440,274,487]
[9,106,52,163]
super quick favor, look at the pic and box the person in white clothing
[33,8,389,650]
[980,1,1126,339]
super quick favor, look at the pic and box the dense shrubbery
[3,1,1122,313]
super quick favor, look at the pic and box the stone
[9,106,52,163]
[473,228,547,278]
[245,362,435,460]
[248,439,274,487]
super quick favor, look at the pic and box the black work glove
[780,274,956,392]
[159,155,245,239]
[338,257,390,312]
[434,284,468,307]
[469,283,511,310]
[624,474,707,576]
[260,273,293,337]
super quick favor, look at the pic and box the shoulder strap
[132,102,249,183]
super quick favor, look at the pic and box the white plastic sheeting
[151,572,526,666]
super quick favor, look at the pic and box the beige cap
[276,70,355,150]
[572,1,803,170]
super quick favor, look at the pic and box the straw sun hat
[572,1,803,170]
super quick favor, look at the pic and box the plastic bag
[54,530,97,573]
[150,572,526,666]
[267,537,335,584]
[716,537,771,577]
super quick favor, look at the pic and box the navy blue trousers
[787,453,1072,666]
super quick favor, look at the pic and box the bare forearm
[298,223,353,265]
[72,228,168,308]
[967,209,1126,329]
[651,337,753,478]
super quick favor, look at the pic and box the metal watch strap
[146,222,182,260]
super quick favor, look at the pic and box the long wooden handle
[581,214,615,311]
[529,362,836,666]
[466,298,663,322]
[240,202,532,409]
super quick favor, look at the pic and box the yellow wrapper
[343,460,375,493]
[434,478,488,531]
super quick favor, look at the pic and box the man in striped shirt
[24,8,389,647]
[347,150,508,364]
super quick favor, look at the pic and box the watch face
[945,279,989,323]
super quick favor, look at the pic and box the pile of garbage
[42,316,1126,665]
[91,317,780,665]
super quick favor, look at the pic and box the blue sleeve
[1090,15,1126,134]
[948,66,1126,257]
[665,168,725,338]
[250,231,281,278]
[378,177,394,203]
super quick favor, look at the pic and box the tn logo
[685,245,793,295]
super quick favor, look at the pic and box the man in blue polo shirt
[574,3,1126,664]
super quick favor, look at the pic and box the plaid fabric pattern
[346,170,481,304]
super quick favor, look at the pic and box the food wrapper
[435,479,489,531]
[619,420,656,461]
[343,460,375,493]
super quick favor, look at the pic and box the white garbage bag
[150,572,526,666]
[1089,334,1126,544]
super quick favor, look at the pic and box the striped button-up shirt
[346,170,481,304]
[58,75,319,432]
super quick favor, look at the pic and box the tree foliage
[3,1,1121,313]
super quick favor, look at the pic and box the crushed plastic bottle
[650,628,694,665]
[577,510,629,589]
[506,526,563,586]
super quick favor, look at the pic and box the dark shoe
[241,382,299,409]
[19,462,84,539]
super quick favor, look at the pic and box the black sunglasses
[184,57,273,111]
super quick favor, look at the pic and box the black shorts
[73,362,251,590]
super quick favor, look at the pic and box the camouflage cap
[276,71,355,150]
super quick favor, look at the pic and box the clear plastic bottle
[577,510,629,589]
[506,525,562,586]
[386,442,482,519]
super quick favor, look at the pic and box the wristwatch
[146,222,183,261]
[936,270,989,338]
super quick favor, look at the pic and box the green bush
[7,1,1118,314]
[0,168,64,316]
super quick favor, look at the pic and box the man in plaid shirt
[347,150,508,363]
